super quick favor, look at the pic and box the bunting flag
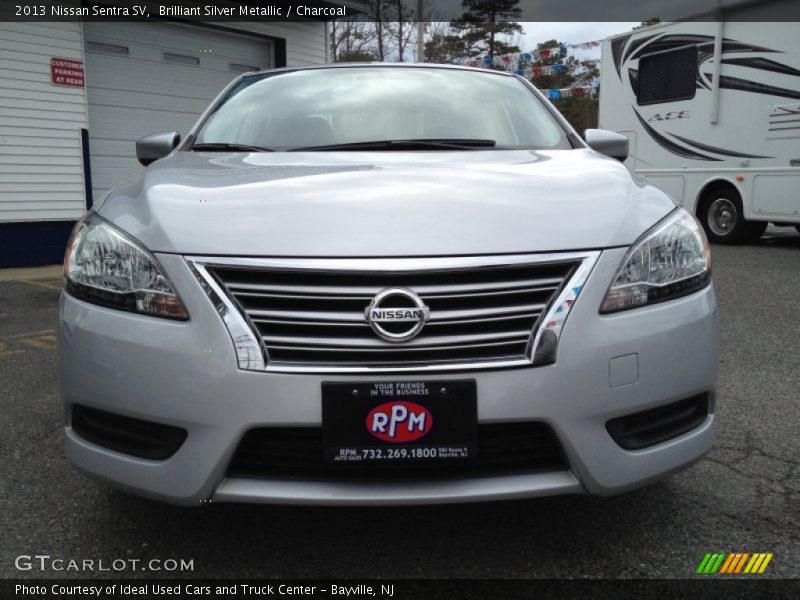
[452,37,602,95]
[567,40,601,50]
[542,86,598,99]
[510,62,580,79]
[453,38,603,70]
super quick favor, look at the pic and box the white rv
[599,14,800,243]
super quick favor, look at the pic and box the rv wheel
[698,188,765,244]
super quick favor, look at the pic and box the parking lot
[1,229,798,581]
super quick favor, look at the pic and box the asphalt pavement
[1,228,798,581]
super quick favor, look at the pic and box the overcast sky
[518,22,639,60]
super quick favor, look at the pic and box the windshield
[193,67,571,151]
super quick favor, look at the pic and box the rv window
[637,45,698,105]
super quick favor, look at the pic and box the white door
[83,21,272,202]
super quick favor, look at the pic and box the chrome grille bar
[244,304,547,323]
[261,330,533,349]
[186,252,600,373]
[223,278,564,296]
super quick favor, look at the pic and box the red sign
[366,401,433,443]
[51,58,84,88]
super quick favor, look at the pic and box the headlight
[601,208,711,313]
[63,212,188,320]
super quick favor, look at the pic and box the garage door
[84,22,272,201]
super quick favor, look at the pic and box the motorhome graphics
[600,19,800,243]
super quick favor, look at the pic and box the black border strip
[80,128,93,210]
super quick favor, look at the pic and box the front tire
[697,187,765,244]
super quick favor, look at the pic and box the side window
[637,45,698,105]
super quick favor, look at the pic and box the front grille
[228,422,567,481]
[208,259,579,370]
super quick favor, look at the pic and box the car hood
[97,149,675,256]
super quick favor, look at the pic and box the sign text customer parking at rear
[51,58,84,87]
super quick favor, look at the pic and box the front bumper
[58,249,719,505]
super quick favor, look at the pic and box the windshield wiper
[190,142,277,152]
[289,139,497,152]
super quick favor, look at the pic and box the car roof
[243,62,518,79]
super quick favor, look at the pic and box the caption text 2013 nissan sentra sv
[58,64,719,505]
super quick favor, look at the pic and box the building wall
[232,21,328,65]
[0,21,88,223]
[0,18,328,267]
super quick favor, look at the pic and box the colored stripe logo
[696,552,773,574]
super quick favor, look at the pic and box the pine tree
[450,0,523,61]
[529,39,573,90]
[425,32,468,64]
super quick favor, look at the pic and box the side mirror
[583,129,629,162]
[136,131,180,166]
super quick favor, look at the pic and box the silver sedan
[58,65,718,505]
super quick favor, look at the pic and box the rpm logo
[366,401,433,443]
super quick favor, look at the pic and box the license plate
[322,380,477,464]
